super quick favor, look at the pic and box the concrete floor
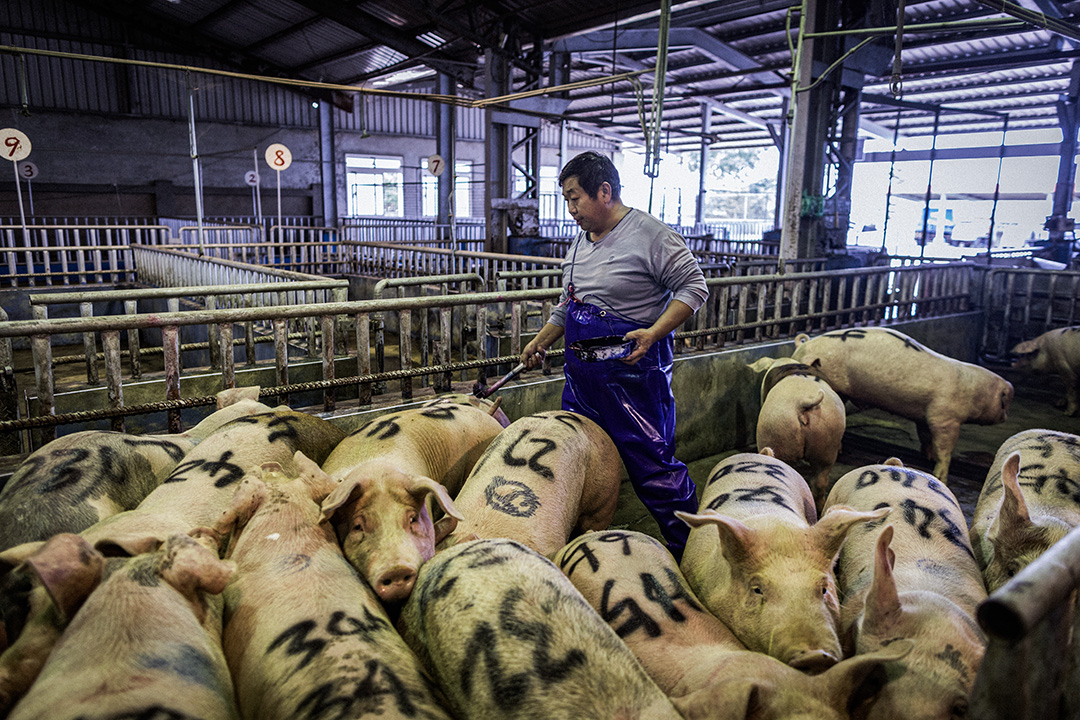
[609,363,1080,542]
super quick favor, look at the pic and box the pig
[825,459,987,720]
[749,356,847,506]
[1011,326,1080,416]
[440,411,623,557]
[0,533,105,712]
[791,327,1013,482]
[6,531,238,720]
[213,456,453,720]
[554,530,914,719]
[317,402,505,602]
[0,386,274,552]
[397,537,684,720]
[969,428,1080,591]
[676,450,888,672]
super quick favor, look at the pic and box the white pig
[677,450,888,672]
[970,428,1080,591]
[792,327,1013,482]
[318,402,504,603]
[0,386,273,551]
[0,533,105,712]
[440,411,622,556]
[750,356,846,506]
[6,531,238,720]
[825,459,987,720]
[214,456,453,720]
[397,538,684,720]
[1011,326,1080,416]
[554,530,913,720]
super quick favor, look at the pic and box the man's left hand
[621,328,657,365]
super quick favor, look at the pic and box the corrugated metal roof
[5,0,1080,151]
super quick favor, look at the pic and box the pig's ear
[671,680,770,720]
[758,447,775,458]
[748,357,776,374]
[93,533,167,558]
[0,541,46,576]
[1011,340,1038,356]
[293,451,338,502]
[23,534,105,623]
[320,474,365,524]
[410,476,462,544]
[215,385,261,409]
[862,525,901,631]
[990,453,1030,539]
[158,534,236,598]
[824,639,914,718]
[815,505,891,560]
[677,511,755,565]
[884,457,903,467]
[214,476,267,544]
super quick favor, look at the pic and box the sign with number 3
[0,129,31,163]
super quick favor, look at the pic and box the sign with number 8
[0,129,31,163]
[264,143,292,171]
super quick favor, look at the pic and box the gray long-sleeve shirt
[549,209,708,328]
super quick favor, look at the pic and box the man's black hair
[558,151,621,200]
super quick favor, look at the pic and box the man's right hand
[520,341,546,370]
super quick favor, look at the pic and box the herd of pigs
[0,325,1075,719]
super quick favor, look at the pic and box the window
[421,159,473,218]
[346,155,403,216]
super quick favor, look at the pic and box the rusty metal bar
[102,329,124,432]
[162,325,182,433]
[321,314,336,412]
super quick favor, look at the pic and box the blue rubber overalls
[561,240,698,561]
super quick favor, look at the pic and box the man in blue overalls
[520,151,708,561]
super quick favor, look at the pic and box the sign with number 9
[265,143,292,171]
[0,129,31,163]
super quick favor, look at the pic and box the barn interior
[2,0,1080,717]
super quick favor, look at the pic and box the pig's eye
[407,513,419,526]
[751,585,764,596]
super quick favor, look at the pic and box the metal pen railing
[0,261,975,450]
[969,524,1080,719]
[981,267,1080,361]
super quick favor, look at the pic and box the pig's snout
[374,565,417,602]
[786,648,840,674]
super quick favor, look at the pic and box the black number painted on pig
[269,609,389,672]
[460,587,586,707]
[121,436,188,462]
[706,459,791,489]
[557,532,634,576]
[15,449,88,495]
[899,499,974,558]
[296,658,421,719]
[358,416,401,440]
[415,542,511,613]
[501,430,557,480]
[643,567,704,617]
[551,412,584,431]
[420,405,458,420]
[164,451,245,488]
[485,476,541,517]
[601,579,662,637]
[707,485,792,513]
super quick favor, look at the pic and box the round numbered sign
[427,154,446,176]
[18,161,38,180]
[0,129,31,163]
[244,170,260,187]
[265,143,292,171]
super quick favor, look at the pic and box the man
[520,151,708,561]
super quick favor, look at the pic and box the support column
[1047,60,1080,264]
[319,101,337,228]
[484,48,510,254]
[829,86,861,251]
[436,73,457,239]
[696,104,712,227]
